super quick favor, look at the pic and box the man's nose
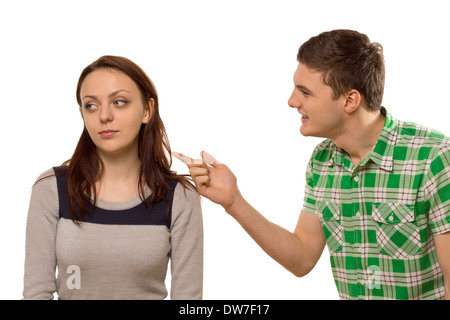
[288,89,302,109]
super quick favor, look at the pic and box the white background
[1,0,449,300]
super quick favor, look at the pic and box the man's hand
[172,151,242,212]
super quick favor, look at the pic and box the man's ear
[142,98,155,124]
[344,89,361,114]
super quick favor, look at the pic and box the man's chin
[300,127,326,139]
[299,126,311,137]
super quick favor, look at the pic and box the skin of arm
[434,231,450,300]
[187,153,325,277]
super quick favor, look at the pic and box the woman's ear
[344,89,361,114]
[142,98,155,124]
[79,107,84,120]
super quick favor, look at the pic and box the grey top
[23,168,203,300]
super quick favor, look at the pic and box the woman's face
[79,68,153,158]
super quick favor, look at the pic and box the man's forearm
[225,195,315,277]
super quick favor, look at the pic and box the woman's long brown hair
[63,55,193,222]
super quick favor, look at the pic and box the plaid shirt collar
[327,107,399,172]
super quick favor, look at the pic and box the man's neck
[333,109,386,167]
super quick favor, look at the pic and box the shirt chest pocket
[317,201,343,253]
[371,203,421,258]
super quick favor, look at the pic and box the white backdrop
[1,0,449,300]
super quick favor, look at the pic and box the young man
[175,30,450,300]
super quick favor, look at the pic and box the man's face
[288,63,347,139]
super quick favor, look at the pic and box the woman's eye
[84,103,98,111]
[114,100,128,107]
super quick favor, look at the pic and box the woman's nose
[99,105,113,123]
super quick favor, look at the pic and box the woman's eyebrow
[82,94,98,101]
[82,89,131,101]
[108,89,131,97]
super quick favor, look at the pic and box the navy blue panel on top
[53,166,177,228]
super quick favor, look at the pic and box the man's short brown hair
[297,29,385,112]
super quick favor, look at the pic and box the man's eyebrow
[82,89,131,101]
[295,84,313,94]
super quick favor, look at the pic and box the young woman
[22,56,203,300]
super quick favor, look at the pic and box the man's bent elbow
[290,263,315,278]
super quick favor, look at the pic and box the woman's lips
[99,130,118,138]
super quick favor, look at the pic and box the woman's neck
[95,148,142,202]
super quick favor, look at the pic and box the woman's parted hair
[297,29,385,112]
[65,55,193,222]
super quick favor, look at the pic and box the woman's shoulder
[33,166,68,187]
[33,167,57,184]
[172,179,199,203]
[28,167,60,221]
[171,179,201,218]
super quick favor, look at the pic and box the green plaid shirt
[302,108,450,300]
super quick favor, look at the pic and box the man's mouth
[298,108,309,120]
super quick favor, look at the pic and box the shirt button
[388,215,394,222]
[355,212,361,218]
[354,176,359,182]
